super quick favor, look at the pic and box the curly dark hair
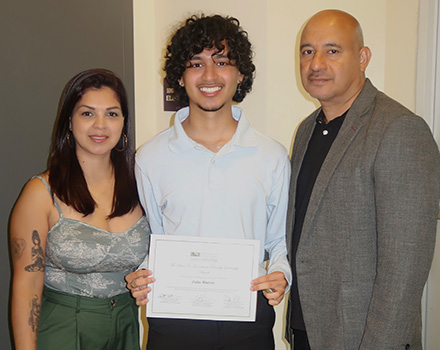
[164,14,255,107]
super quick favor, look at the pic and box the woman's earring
[115,133,128,152]
[66,131,74,148]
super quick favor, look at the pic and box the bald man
[286,10,440,349]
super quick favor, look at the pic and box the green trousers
[37,287,140,350]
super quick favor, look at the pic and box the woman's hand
[125,269,156,306]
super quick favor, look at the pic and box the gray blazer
[286,79,440,349]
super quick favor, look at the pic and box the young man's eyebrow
[188,55,201,61]
[213,51,227,58]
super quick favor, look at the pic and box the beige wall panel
[134,0,418,150]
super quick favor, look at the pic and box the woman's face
[70,86,124,160]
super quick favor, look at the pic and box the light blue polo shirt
[136,106,291,286]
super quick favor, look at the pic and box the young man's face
[179,43,243,113]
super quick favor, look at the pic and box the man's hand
[250,271,287,306]
[125,269,156,306]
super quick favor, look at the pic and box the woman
[10,69,150,350]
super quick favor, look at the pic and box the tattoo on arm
[28,294,41,333]
[25,230,45,272]
[11,238,26,260]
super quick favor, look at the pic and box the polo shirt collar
[169,106,258,153]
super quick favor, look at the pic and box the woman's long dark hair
[48,68,139,218]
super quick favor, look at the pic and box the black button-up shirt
[291,109,347,330]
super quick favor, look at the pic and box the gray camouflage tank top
[35,176,150,298]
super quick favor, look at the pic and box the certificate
[147,234,260,322]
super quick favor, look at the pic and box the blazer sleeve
[360,115,440,348]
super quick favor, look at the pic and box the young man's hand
[250,271,287,305]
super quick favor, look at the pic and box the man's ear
[238,72,244,84]
[359,46,371,72]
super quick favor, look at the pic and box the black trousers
[146,291,275,350]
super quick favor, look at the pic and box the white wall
[417,1,440,348]
[133,0,419,150]
[133,1,424,349]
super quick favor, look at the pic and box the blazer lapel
[299,80,377,246]
[286,111,319,256]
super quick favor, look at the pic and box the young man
[286,9,440,349]
[126,15,291,349]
